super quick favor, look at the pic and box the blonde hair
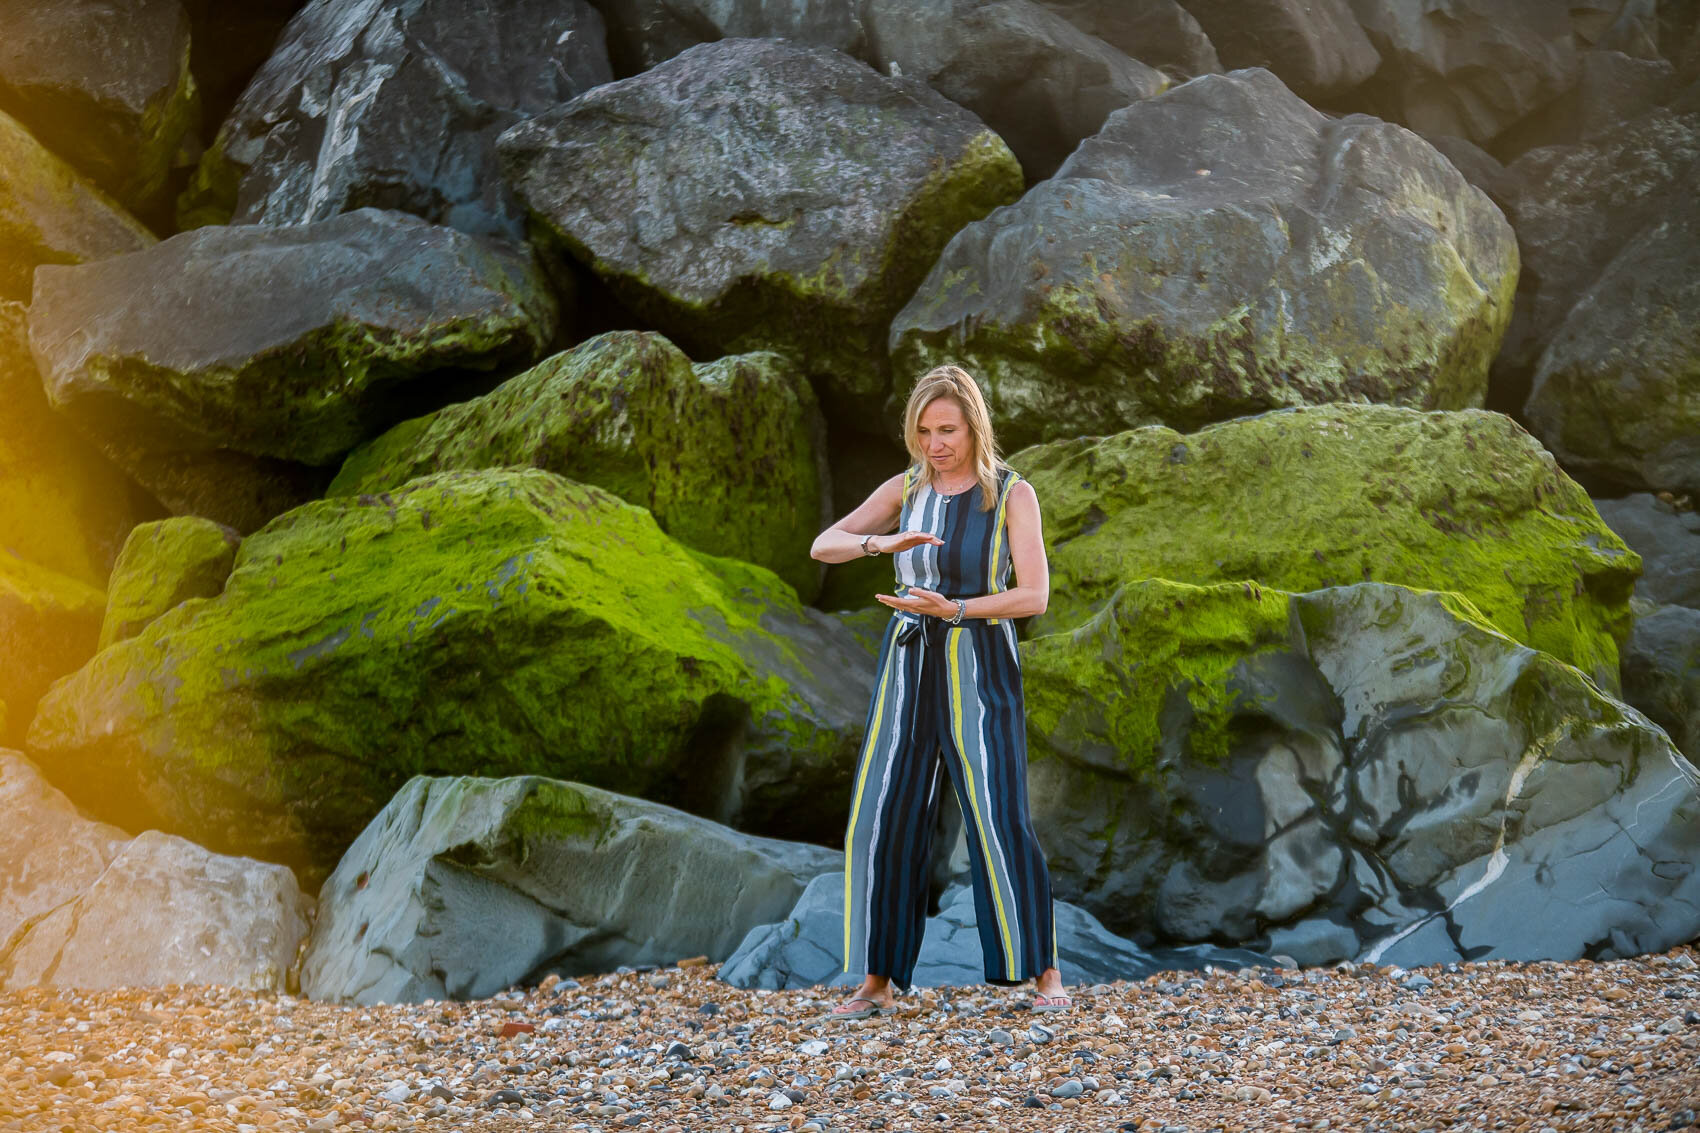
[902,365,1002,511]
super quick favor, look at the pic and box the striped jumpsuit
[843,465,1058,989]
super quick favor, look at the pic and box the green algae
[26,468,858,870]
[98,516,237,649]
[329,331,827,600]
[1012,405,1639,690]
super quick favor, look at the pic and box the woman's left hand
[876,586,957,618]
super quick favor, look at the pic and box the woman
[810,364,1069,1017]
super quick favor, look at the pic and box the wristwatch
[949,599,966,625]
[860,533,879,556]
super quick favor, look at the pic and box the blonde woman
[810,365,1069,1017]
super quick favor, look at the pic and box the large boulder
[1033,0,1221,80]
[26,469,872,872]
[0,0,199,212]
[1594,494,1700,609]
[1345,0,1579,147]
[1,301,154,588]
[588,0,866,73]
[720,871,1267,990]
[1622,602,1700,757]
[1495,83,1699,480]
[1177,0,1378,99]
[1022,580,1700,965]
[0,553,103,748]
[28,207,558,532]
[0,111,154,303]
[0,830,311,992]
[97,516,239,650]
[301,775,839,1003]
[498,38,1023,417]
[179,0,611,240]
[329,331,829,602]
[1013,406,1640,690]
[891,69,1519,451]
[860,0,1168,180]
[1523,206,1700,497]
[0,750,128,950]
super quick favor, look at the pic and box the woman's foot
[829,977,895,1019]
[1031,967,1072,1013]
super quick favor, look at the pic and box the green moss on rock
[0,552,103,748]
[330,331,828,601]
[26,468,865,871]
[1013,405,1639,689]
[98,516,239,649]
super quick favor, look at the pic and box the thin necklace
[935,473,976,497]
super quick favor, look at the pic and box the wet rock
[1033,0,1220,80]
[180,0,610,240]
[97,516,239,649]
[1177,0,1377,98]
[1621,604,1700,756]
[329,331,829,602]
[861,0,1168,179]
[27,469,871,870]
[892,68,1518,450]
[1023,580,1700,964]
[28,208,558,531]
[718,871,1267,990]
[301,774,838,1003]
[0,0,198,211]
[499,37,1021,417]
[1013,405,1638,690]
[0,110,153,303]
[1594,494,1700,609]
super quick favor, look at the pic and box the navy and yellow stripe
[843,467,1057,988]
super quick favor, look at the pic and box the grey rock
[1495,80,1700,469]
[0,750,127,950]
[1524,203,1700,497]
[28,208,558,531]
[1178,0,1378,98]
[182,0,611,240]
[498,37,1022,416]
[1594,494,1700,609]
[590,0,866,72]
[1024,581,1700,965]
[717,871,1268,990]
[1033,0,1220,80]
[1422,133,1511,206]
[861,0,1169,180]
[0,829,311,991]
[0,0,198,210]
[1622,604,1700,756]
[1050,1079,1083,1098]
[0,110,155,304]
[893,69,1519,450]
[1260,918,1361,969]
[1347,0,1577,146]
[301,775,839,1003]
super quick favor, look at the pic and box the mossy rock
[1021,579,1700,963]
[98,516,239,650]
[330,331,828,602]
[27,208,559,532]
[0,553,103,748]
[26,468,870,872]
[498,37,1023,415]
[891,68,1519,450]
[1012,405,1639,690]
[0,301,154,586]
[0,111,154,303]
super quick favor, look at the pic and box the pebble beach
[3,949,1697,1133]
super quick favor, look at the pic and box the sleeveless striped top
[892,465,1024,630]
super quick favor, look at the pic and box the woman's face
[917,397,973,478]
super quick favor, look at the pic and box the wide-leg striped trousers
[843,612,1057,990]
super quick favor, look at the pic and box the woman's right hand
[872,530,944,554]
